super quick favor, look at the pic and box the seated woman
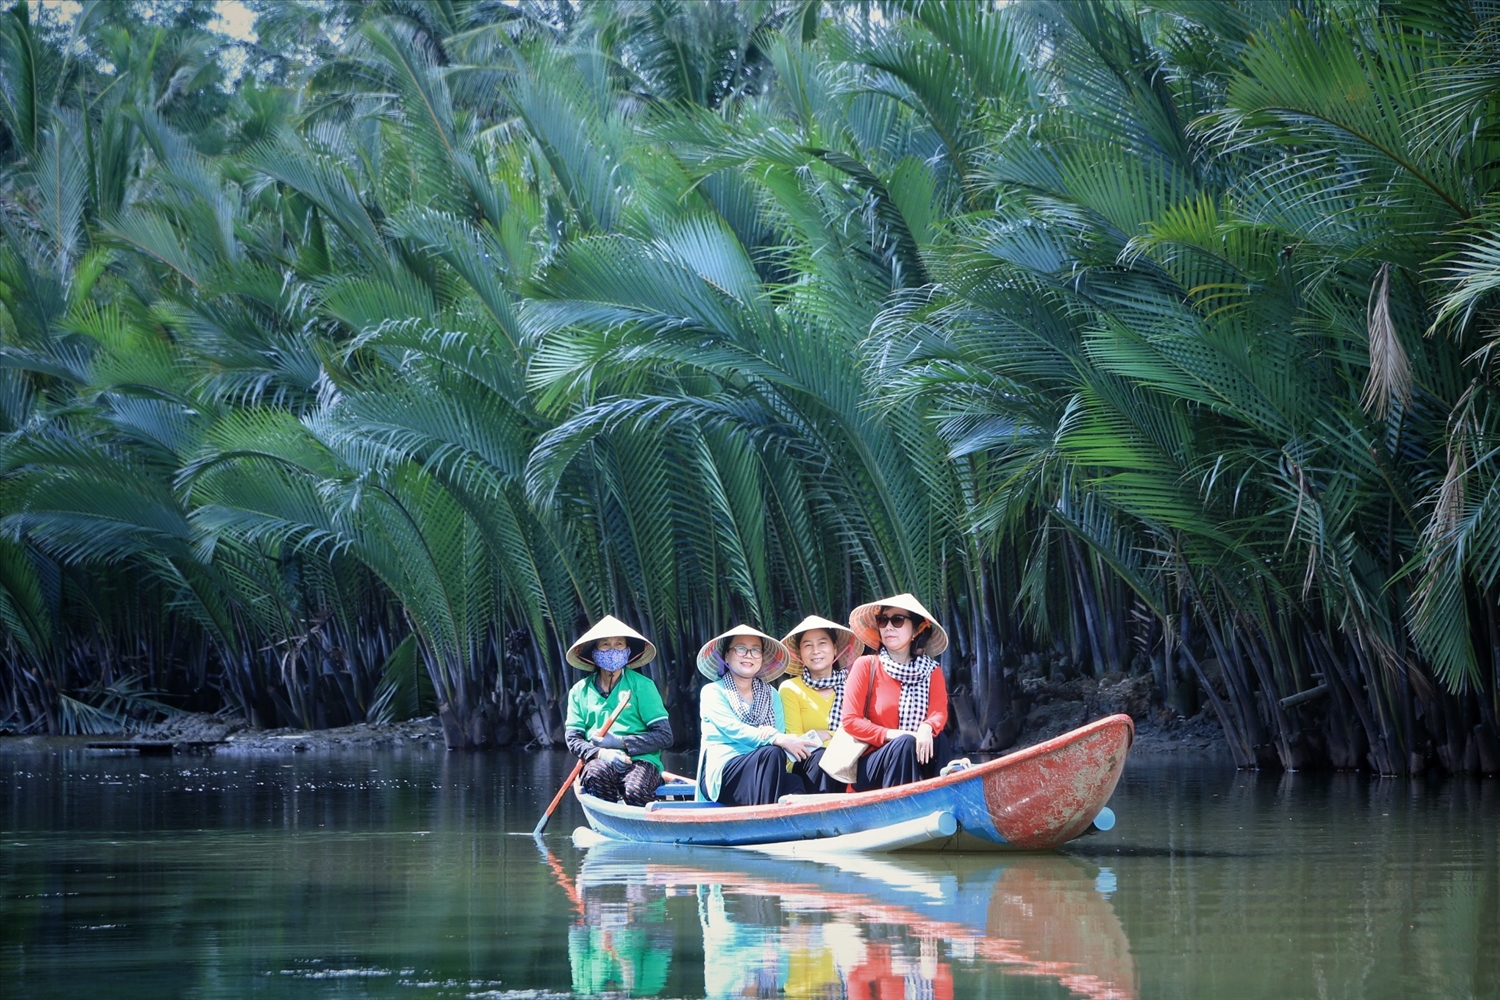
[695,625,813,805]
[842,594,955,790]
[563,615,672,806]
[778,615,858,793]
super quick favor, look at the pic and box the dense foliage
[3,0,1500,773]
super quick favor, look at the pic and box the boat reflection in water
[561,843,1137,999]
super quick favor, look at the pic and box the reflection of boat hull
[579,844,1138,1000]
[576,714,1132,851]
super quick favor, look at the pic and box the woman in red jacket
[842,593,955,789]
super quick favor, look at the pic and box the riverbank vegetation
[3,0,1500,773]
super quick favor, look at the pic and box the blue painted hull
[575,713,1133,851]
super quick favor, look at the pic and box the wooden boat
[572,713,1133,852]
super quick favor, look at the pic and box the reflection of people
[569,881,672,997]
[575,842,1137,1000]
[783,919,855,1000]
[846,939,953,1000]
[695,626,811,805]
[564,616,672,806]
[697,870,954,1000]
[778,615,858,793]
[698,884,786,999]
[843,594,955,790]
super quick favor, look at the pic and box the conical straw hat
[848,593,948,657]
[566,615,657,671]
[780,615,858,671]
[696,624,790,682]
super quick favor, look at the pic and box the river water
[2,742,1497,999]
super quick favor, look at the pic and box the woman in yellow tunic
[778,615,858,793]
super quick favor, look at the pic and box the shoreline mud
[1,695,1226,761]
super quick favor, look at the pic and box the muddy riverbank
[1,686,1225,760]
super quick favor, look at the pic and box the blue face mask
[594,646,630,671]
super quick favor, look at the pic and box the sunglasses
[729,645,764,658]
[874,614,914,629]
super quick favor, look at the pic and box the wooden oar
[533,690,631,838]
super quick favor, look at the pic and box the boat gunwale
[575,713,1134,828]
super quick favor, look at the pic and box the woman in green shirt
[563,616,673,806]
[569,881,672,997]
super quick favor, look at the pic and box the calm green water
[2,742,1497,999]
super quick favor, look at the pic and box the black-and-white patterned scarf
[805,667,848,732]
[879,647,938,731]
[718,672,777,727]
[903,972,937,1000]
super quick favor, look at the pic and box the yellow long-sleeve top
[778,673,837,745]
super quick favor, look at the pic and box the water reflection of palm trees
[559,845,1137,1000]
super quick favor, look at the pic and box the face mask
[594,647,630,671]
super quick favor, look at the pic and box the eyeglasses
[730,645,764,658]
[874,614,912,628]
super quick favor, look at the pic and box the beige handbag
[818,727,868,784]
[818,655,876,784]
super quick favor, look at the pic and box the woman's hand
[773,733,813,761]
[597,748,632,772]
[914,723,935,764]
[809,729,831,744]
[756,725,778,741]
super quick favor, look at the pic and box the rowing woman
[563,616,672,806]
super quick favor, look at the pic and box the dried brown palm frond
[1360,263,1413,421]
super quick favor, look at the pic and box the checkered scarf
[879,647,938,731]
[718,672,777,727]
[804,666,848,732]
[903,974,937,1000]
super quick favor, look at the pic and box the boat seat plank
[645,800,724,811]
[655,782,696,799]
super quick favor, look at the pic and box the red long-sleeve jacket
[839,654,948,748]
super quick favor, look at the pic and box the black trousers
[717,745,808,806]
[794,747,852,794]
[580,758,662,807]
[854,732,953,791]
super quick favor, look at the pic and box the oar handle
[532,690,631,838]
